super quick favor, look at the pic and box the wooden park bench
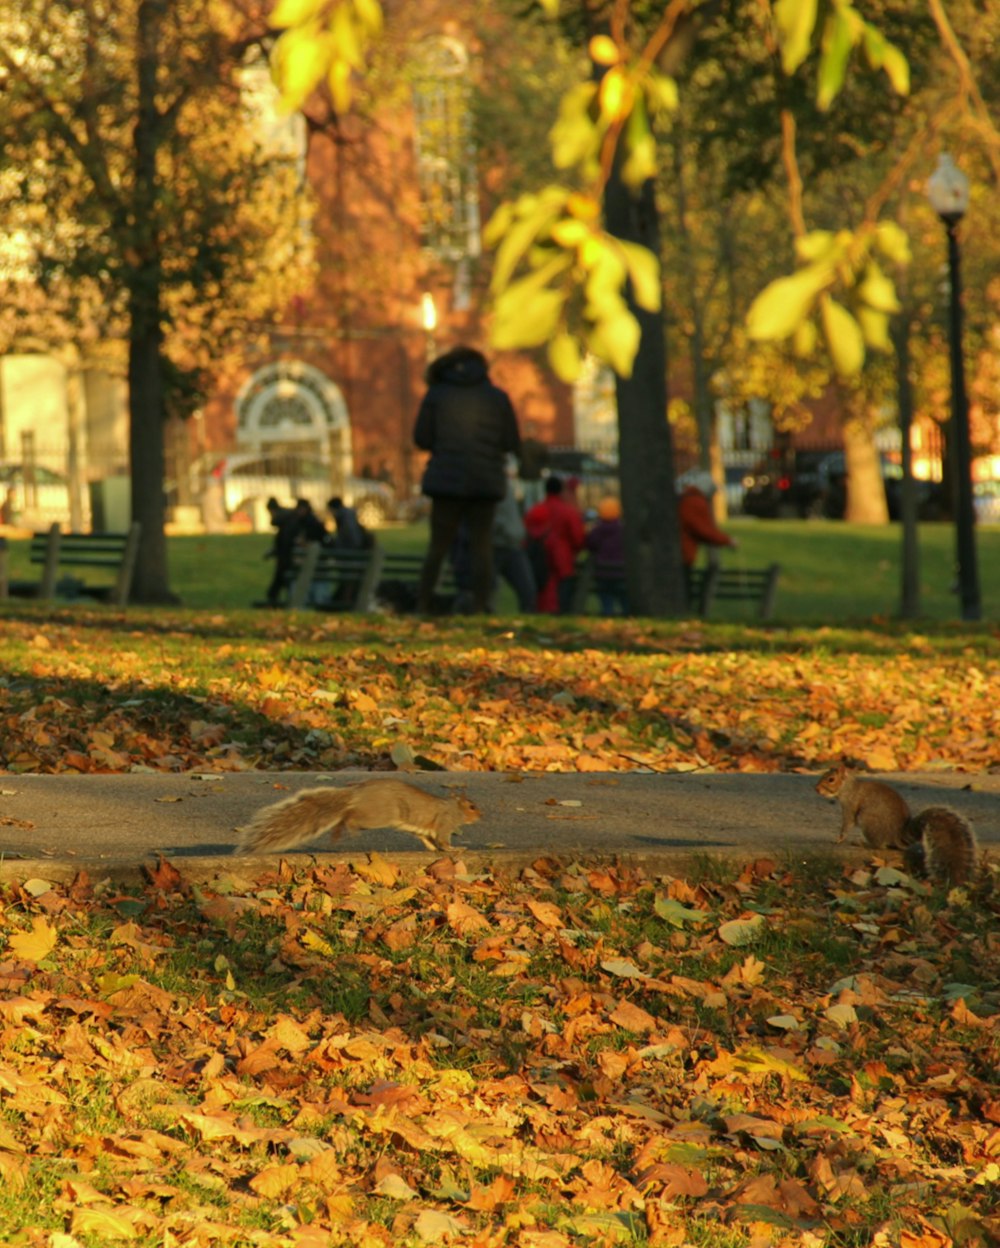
[0,521,142,608]
[288,542,458,613]
[571,557,781,620]
[688,561,782,620]
[288,541,385,611]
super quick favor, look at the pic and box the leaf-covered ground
[0,853,997,1247]
[0,611,997,776]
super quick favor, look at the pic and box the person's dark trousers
[595,577,628,616]
[494,544,537,612]
[556,575,578,615]
[419,497,497,613]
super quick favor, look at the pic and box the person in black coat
[414,345,521,613]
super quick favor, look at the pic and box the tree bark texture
[604,171,686,617]
[127,0,175,603]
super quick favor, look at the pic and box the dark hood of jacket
[425,346,489,387]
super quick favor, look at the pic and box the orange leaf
[248,1164,300,1199]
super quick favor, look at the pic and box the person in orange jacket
[524,475,586,613]
[677,470,737,581]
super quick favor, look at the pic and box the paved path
[1,768,996,881]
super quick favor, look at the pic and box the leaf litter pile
[0,851,998,1247]
[0,612,997,774]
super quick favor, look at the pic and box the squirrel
[815,763,977,885]
[235,778,481,855]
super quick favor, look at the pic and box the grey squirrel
[235,778,481,855]
[816,764,977,885]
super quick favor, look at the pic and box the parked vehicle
[741,450,831,518]
[742,450,946,520]
[205,452,398,530]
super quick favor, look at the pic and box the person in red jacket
[524,475,586,614]
[677,470,737,584]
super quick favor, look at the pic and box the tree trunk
[893,312,920,618]
[127,0,175,603]
[128,303,174,602]
[604,172,685,617]
[843,418,888,524]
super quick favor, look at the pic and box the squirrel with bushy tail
[236,778,480,855]
[816,763,977,885]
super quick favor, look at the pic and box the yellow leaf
[874,220,911,265]
[8,915,57,963]
[617,240,661,312]
[567,192,601,221]
[646,70,678,113]
[599,67,632,122]
[601,957,646,979]
[71,1206,146,1240]
[793,318,818,357]
[550,84,600,170]
[621,131,657,188]
[352,0,383,37]
[331,1,363,69]
[492,281,567,350]
[328,58,353,114]
[774,0,819,74]
[273,25,334,114]
[589,35,620,66]
[301,929,335,957]
[857,306,892,352]
[881,44,910,95]
[821,296,866,376]
[586,306,641,378]
[270,0,326,29]
[857,261,900,313]
[747,267,829,341]
[547,332,582,382]
[549,218,591,248]
[718,914,766,946]
[794,229,837,262]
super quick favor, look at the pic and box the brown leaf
[609,1000,658,1034]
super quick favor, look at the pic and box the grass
[4,517,1000,622]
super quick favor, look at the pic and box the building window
[412,37,480,264]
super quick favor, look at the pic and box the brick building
[197,8,576,510]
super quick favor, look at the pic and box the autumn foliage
[0,849,997,1245]
[0,612,997,777]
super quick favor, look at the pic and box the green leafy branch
[484,8,685,380]
[268,0,383,114]
[746,220,911,375]
[745,0,914,376]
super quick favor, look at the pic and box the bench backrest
[29,522,142,607]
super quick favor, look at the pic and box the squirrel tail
[236,787,351,854]
[903,807,977,885]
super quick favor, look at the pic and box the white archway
[234,360,353,500]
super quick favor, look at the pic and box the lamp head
[926,153,970,222]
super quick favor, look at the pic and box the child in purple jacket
[585,497,628,616]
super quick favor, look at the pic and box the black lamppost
[923,156,978,624]
[926,153,981,622]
